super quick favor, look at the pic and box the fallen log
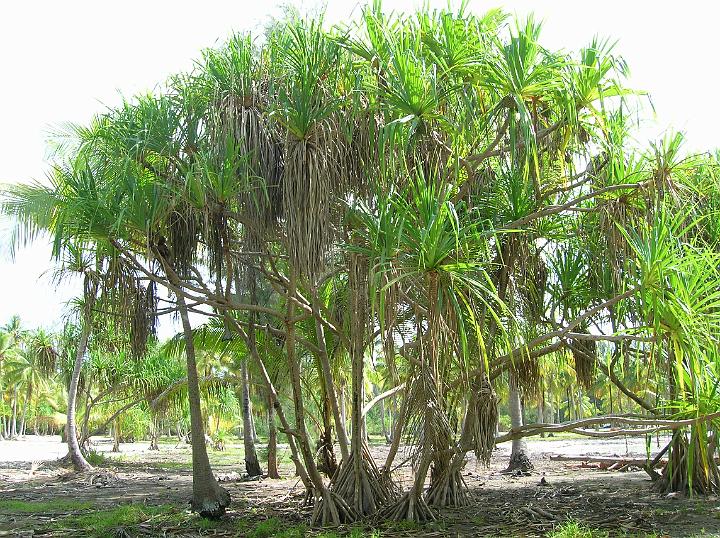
[549,455,663,467]
[495,411,720,444]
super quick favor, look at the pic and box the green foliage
[244,517,308,538]
[85,450,108,466]
[547,520,608,538]
[3,1,720,519]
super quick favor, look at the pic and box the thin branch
[362,383,406,418]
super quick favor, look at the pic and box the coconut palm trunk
[10,387,18,439]
[149,410,160,451]
[241,356,262,477]
[65,321,92,470]
[266,391,280,479]
[177,294,230,517]
[20,385,30,437]
[506,373,532,472]
[112,419,121,452]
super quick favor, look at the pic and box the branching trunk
[327,253,395,522]
[230,312,311,489]
[285,270,351,526]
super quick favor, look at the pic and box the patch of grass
[56,503,177,537]
[0,499,93,513]
[196,517,223,530]
[85,450,108,466]
[548,521,609,538]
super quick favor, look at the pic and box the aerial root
[378,466,403,500]
[425,466,468,508]
[310,487,358,527]
[378,491,437,522]
[653,432,720,495]
[301,488,314,508]
[327,444,398,520]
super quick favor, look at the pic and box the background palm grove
[2,1,720,533]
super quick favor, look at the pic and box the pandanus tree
[5,2,720,526]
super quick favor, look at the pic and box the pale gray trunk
[537,399,545,438]
[249,399,258,444]
[506,373,532,472]
[509,375,526,456]
[241,357,262,476]
[112,419,120,452]
[177,294,230,516]
[20,386,30,437]
[266,392,280,479]
[10,387,18,438]
[340,382,347,433]
[66,322,92,471]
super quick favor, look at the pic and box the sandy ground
[1,434,719,537]
[0,433,671,463]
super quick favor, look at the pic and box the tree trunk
[149,411,160,451]
[65,322,92,471]
[20,386,30,437]
[235,314,311,489]
[284,269,352,525]
[311,292,350,462]
[249,400,258,444]
[506,373,533,473]
[10,386,18,439]
[382,390,408,474]
[112,419,120,452]
[79,378,92,449]
[241,357,262,477]
[266,392,280,479]
[323,253,394,523]
[178,294,230,517]
[316,391,338,476]
[340,382,347,434]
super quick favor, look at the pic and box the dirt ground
[1,435,720,537]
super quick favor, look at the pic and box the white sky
[1,0,718,337]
